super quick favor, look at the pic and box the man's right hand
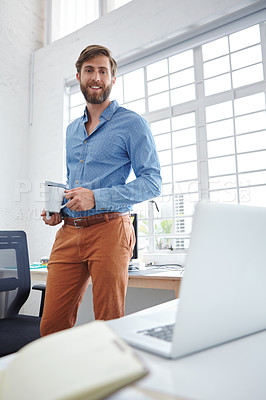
[41,210,62,226]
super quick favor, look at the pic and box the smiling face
[77,55,116,105]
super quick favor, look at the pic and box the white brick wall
[0,0,44,241]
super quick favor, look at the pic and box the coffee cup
[44,181,66,220]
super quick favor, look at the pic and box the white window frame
[45,0,133,44]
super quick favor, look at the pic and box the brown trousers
[40,215,135,336]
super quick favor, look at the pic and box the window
[65,21,266,255]
[48,0,133,42]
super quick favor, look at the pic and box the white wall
[1,0,265,261]
[0,0,44,248]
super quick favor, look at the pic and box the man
[40,45,161,336]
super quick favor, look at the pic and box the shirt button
[84,140,87,143]
[80,160,83,163]
[76,180,79,184]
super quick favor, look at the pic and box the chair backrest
[0,231,31,318]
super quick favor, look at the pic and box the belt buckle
[74,218,84,228]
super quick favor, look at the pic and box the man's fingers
[65,198,76,209]
[42,212,62,226]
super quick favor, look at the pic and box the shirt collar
[82,100,119,123]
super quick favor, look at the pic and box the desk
[107,301,266,400]
[27,267,182,322]
[128,270,182,298]
[2,301,266,399]
[30,268,182,298]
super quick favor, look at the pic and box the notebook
[114,201,266,359]
[0,321,148,400]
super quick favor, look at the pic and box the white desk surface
[107,300,266,400]
[29,266,183,277]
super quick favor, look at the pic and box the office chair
[0,230,45,357]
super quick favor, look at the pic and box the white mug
[44,181,66,220]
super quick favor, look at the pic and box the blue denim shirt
[62,100,161,217]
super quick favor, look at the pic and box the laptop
[109,201,266,359]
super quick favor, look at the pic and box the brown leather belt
[64,212,130,228]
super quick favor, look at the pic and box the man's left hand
[64,187,95,211]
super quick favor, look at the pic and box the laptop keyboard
[138,323,174,342]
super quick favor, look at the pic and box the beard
[80,81,113,104]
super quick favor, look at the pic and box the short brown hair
[75,44,117,77]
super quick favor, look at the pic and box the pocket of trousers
[121,217,135,253]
